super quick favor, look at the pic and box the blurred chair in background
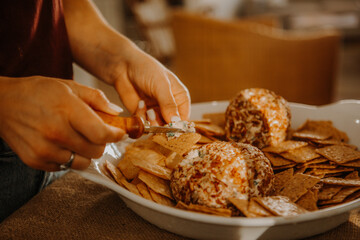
[126,0,175,63]
[170,10,342,105]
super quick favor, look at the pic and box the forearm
[62,0,140,85]
[62,0,190,122]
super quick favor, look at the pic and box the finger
[152,107,165,126]
[152,76,181,123]
[30,143,91,171]
[3,130,82,172]
[63,81,123,115]
[63,152,91,170]
[44,152,91,172]
[135,100,147,121]
[22,131,94,168]
[167,71,191,121]
[68,98,126,144]
[28,107,109,159]
[146,109,160,126]
[114,76,141,114]
[53,130,106,159]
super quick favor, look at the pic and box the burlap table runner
[1,172,359,239]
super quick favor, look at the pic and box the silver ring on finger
[59,152,75,171]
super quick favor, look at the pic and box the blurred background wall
[74,0,360,109]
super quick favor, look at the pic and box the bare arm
[62,0,190,122]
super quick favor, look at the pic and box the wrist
[102,31,144,85]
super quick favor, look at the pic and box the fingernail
[108,102,123,113]
[138,100,145,109]
[171,116,181,122]
[146,109,156,121]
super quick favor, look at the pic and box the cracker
[318,187,360,205]
[264,152,294,167]
[311,139,343,146]
[191,119,212,124]
[126,147,166,165]
[138,170,173,199]
[272,163,297,171]
[136,182,153,201]
[104,160,125,187]
[262,140,308,154]
[296,190,318,211]
[306,162,337,169]
[130,177,142,185]
[344,190,360,203]
[315,145,360,164]
[279,173,321,202]
[255,196,308,216]
[152,133,202,155]
[294,167,307,174]
[202,112,225,128]
[117,154,141,180]
[301,158,329,166]
[120,178,141,196]
[165,152,183,170]
[341,159,360,168]
[247,198,273,217]
[126,138,171,157]
[131,156,172,180]
[345,171,359,179]
[292,120,338,140]
[308,167,354,176]
[318,185,343,200]
[195,123,225,137]
[320,178,360,187]
[175,201,189,210]
[228,198,257,218]
[176,202,232,217]
[292,131,331,141]
[280,146,320,163]
[318,171,360,204]
[149,188,174,207]
[197,134,214,144]
[273,168,294,195]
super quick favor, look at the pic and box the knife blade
[95,111,185,139]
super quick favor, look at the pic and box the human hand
[62,0,190,123]
[111,49,191,124]
[0,76,124,171]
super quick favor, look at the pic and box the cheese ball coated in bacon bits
[225,88,291,149]
[170,142,274,209]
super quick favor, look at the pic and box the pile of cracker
[104,113,360,218]
[104,132,202,208]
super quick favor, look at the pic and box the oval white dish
[76,100,360,240]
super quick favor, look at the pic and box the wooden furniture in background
[126,0,175,63]
[170,10,342,105]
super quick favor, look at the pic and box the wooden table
[1,172,360,239]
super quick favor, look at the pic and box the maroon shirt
[0,0,73,79]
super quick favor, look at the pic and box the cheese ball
[170,142,274,209]
[225,88,291,149]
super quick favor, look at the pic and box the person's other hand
[0,76,124,171]
[111,50,191,123]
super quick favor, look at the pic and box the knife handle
[95,111,144,139]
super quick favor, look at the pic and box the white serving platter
[75,100,360,240]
